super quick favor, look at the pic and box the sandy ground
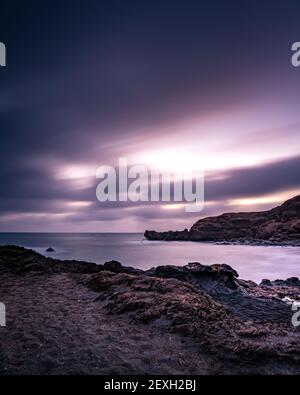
[0,272,209,375]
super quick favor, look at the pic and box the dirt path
[0,272,208,374]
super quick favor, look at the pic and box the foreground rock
[0,245,141,275]
[145,195,300,245]
[1,245,300,374]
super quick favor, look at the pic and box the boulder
[103,260,124,273]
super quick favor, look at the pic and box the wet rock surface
[1,245,300,374]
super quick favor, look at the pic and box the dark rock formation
[46,247,55,252]
[0,245,141,275]
[143,262,299,325]
[88,264,300,374]
[145,195,300,245]
[146,262,239,291]
[1,245,300,374]
[144,229,190,241]
[103,260,124,273]
[261,277,300,287]
[0,245,99,274]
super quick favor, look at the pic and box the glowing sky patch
[1,2,300,231]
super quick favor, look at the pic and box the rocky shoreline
[144,230,300,247]
[1,245,300,374]
[145,195,300,246]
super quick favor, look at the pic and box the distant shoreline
[144,235,300,247]
[145,195,300,246]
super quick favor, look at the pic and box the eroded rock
[145,195,300,245]
[2,245,300,374]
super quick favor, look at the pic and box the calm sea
[0,232,299,283]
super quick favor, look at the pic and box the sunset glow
[1,1,300,233]
[229,189,300,208]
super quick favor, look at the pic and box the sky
[0,0,300,232]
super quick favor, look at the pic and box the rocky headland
[1,245,300,374]
[144,195,300,245]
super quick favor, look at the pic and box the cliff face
[145,195,300,244]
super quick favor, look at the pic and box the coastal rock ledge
[145,195,300,245]
[1,245,300,374]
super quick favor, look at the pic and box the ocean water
[0,232,300,283]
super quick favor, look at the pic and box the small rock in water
[46,247,55,252]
